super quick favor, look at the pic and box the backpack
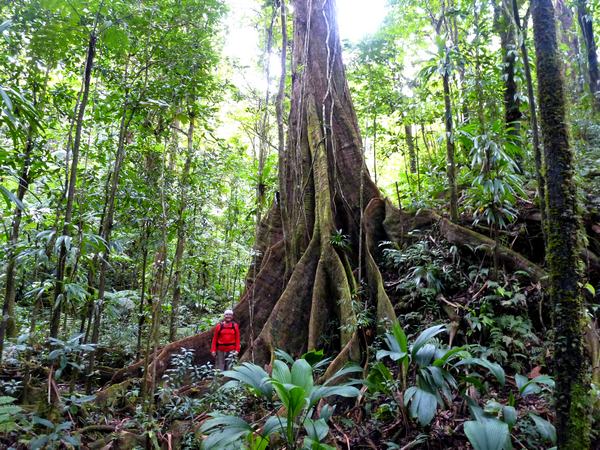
[217,320,238,344]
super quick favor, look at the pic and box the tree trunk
[112,0,400,384]
[136,221,150,360]
[556,0,585,94]
[50,32,97,338]
[498,0,522,136]
[108,0,555,393]
[0,133,34,361]
[169,115,194,341]
[577,0,600,109]
[512,0,546,242]
[443,48,459,222]
[532,0,591,447]
[404,124,416,174]
[87,90,131,385]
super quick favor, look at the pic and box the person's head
[223,309,234,322]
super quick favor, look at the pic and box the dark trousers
[215,350,234,371]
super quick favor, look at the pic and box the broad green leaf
[272,360,291,384]
[456,358,505,386]
[411,324,446,359]
[0,185,25,211]
[529,413,556,444]
[516,374,553,396]
[584,283,595,296]
[432,346,466,367]
[322,364,362,386]
[303,417,329,441]
[32,416,54,429]
[291,358,313,393]
[502,406,517,428]
[223,362,272,398]
[365,361,393,393]
[285,385,306,420]
[414,343,437,367]
[309,385,360,406]
[404,386,438,426]
[464,419,509,450]
[274,349,295,365]
[262,416,287,436]
[391,321,408,353]
[376,349,407,362]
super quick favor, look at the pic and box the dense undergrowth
[0,203,598,449]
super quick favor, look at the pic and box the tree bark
[50,32,97,338]
[577,0,600,110]
[0,132,34,361]
[512,0,546,242]
[136,221,150,360]
[404,124,416,174]
[556,0,585,94]
[532,0,592,447]
[443,48,459,222]
[87,89,132,386]
[496,0,522,136]
[169,114,194,341]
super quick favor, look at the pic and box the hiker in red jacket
[210,309,240,371]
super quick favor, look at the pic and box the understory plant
[373,321,505,426]
[200,350,361,449]
[463,373,556,450]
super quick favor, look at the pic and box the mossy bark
[532,0,592,447]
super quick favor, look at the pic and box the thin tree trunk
[50,32,97,338]
[87,86,132,386]
[373,115,378,184]
[136,221,150,360]
[556,0,585,94]
[577,0,600,109]
[532,0,591,447]
[0,133,34,361]
[169,114,194,341]
[443,48,459,222]
[144,142,169,407]
[498,0,521,135]
[404,124,416,173]
[512,0,546,240]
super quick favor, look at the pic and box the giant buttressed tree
[114,0,548,385]
[116,0,400,381]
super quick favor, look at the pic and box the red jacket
[211,320,240,353]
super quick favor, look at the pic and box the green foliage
[202,352,361,449]
[464,418,509,450]
[514,374,555,397]
[329,229,351,251]
[0,396,23,433]
[463,370,557,450]
[27,417,79,449]
[382,237,464,301]
[375,321,504,427]
[459,121,524,229]
[47,334,96,380]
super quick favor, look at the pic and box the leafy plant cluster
[381,232,467,308]
[369,321,556,449]
[200,349,361,450]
